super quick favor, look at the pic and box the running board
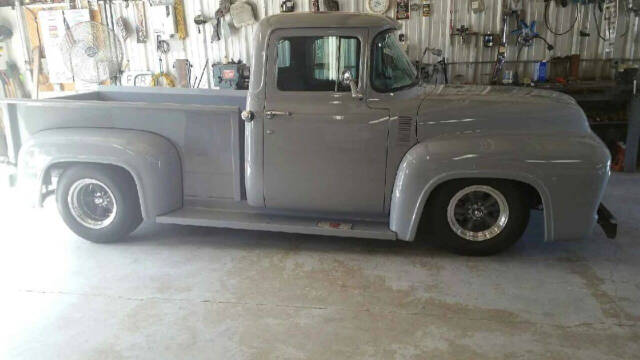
[156,207,397,240]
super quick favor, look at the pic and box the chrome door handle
[264,110,292,119]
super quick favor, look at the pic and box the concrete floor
[0,174,638,359]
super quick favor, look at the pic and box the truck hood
[416,85,589,141]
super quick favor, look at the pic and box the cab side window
[276,36,360,92]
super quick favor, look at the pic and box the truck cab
[245,13,421,216]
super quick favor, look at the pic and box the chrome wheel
[67,179,117,229]
[447,185,509,242]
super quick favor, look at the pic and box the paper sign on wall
[423,0,431,17]
[396,0,410,20]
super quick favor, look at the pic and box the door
[263,28,389,214]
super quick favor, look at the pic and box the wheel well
[417,177,543,233]
[42,162,140,206]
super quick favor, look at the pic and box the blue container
[534,61,548,83]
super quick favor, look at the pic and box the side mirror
[340,69,363,99]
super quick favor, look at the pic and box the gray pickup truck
[0,13,616,255]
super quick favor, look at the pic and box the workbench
[534,81,638,173]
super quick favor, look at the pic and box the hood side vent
[397,116,413,145]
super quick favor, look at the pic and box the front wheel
[426,180,530,256]
[56,165,142,243]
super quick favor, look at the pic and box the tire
[425,179,530,256]
[56,165,142,243]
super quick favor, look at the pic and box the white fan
[61,21,124,84]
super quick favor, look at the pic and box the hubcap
[447,185,509,242]
[67,179,117,229]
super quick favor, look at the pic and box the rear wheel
[56,165,142,243]
[426,179,529,256]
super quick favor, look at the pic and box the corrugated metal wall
[5,0,640,88]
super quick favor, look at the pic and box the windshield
[371,30,418,93]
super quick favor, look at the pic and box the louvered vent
[397,116,413,145]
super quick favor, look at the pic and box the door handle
[264,110,292,119]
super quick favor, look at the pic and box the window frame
[369,29,419,94]
[269,29,366,94]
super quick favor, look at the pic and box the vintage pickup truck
[0,13,616,255]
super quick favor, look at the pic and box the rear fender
[18,128,182,219]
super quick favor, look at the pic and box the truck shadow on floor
[120,210,605,259]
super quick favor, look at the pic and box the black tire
[425,179,530,256]
[56,165,142,243]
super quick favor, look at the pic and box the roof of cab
[259,12,399,31]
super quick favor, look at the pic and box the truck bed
[1,86,248,202]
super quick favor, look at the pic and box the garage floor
[1,174,639,359]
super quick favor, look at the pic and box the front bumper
[597,203,617,239]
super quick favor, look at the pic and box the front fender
[18,128,182,219]
[390,133,610,242]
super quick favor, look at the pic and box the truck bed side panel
[5,87,246,203]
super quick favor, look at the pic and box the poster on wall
[423,0,431,17]
[37,9,90,84]
[396,0,410,20]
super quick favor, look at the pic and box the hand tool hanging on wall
[280,0,295,12]
[193,59,208,88]
[594,0,620,57]
[174,0,188,39]
[544,0,579,36]
[220,0,231,14]
[152,34,175,87]
[210,0,234,43]
[512,20,554,51]
[115,16,131,46]
[491,9,512,84]
[579,1,592,37]
[451,25,479,43]
[595,0,634,40]
[194,13,208,34]
[210,10,222,42]
[116,14,131,74]
[134,1,147,43]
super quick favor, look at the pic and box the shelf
[589,122,628,126]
